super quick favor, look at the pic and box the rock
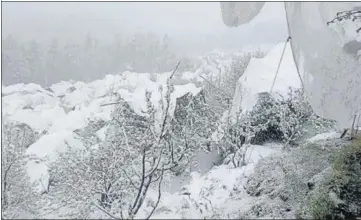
[73,119,107,146]
[74,119,107,137]
[23,105,34,110]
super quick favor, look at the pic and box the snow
[142,143,283,219]
[49,80,74,96]
[10,106,65,132]
[306,131,340,143]
[96,125,108,142]
[2,89,63,132]
[229,41,301,123]
[3,41,295,198]
[2,69,204,192]
[2,41,332,218]
[26,131,84,193]
[2,83,53,96]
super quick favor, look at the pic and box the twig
[150,61,181,142]
[145,149,163,179]
[92,200,120,219]
[146,169,164,219]
[131,148,146,214]
[327,10,361,25]
[150,172,163,183]
[101,62,179,109]
[100,101,123,107]
[123,170,140,190]
[170,61,181,79]
[134,175,152,216]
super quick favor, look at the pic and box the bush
[219,88,334,167]
[330,139,361,218]
[47,73,217,219]
[309,189,335,220]
[1,121,39,218]
[307,139,361,220]
[232,88,314,146]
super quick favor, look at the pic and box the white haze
[2,2,288,53]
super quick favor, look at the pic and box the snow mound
[229,41,301,122]
[26,131,84,193]
[2,70,204,194]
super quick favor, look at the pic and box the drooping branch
[327,10,361,25]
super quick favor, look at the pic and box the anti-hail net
[220,2,361,128]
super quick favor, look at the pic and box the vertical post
[350,114,357,140]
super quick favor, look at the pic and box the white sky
[2,2,288,51]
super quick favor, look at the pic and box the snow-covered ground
[3,46,277,194]
[2,41,314,218]
[142,144,283,219]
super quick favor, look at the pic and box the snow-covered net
[285,2,361,128]
[220,2,265,27]
[220,2,361,128]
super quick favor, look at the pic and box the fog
[2,2,287,46]
[2,2,288,86]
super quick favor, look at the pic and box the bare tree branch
[169,61,180,79]
[123,170,140,190]
[130,147,146,215]
[146,169,164,219]
[100,102,124,107]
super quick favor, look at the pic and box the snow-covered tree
[47,66,216,219]
[1,122,39,218]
